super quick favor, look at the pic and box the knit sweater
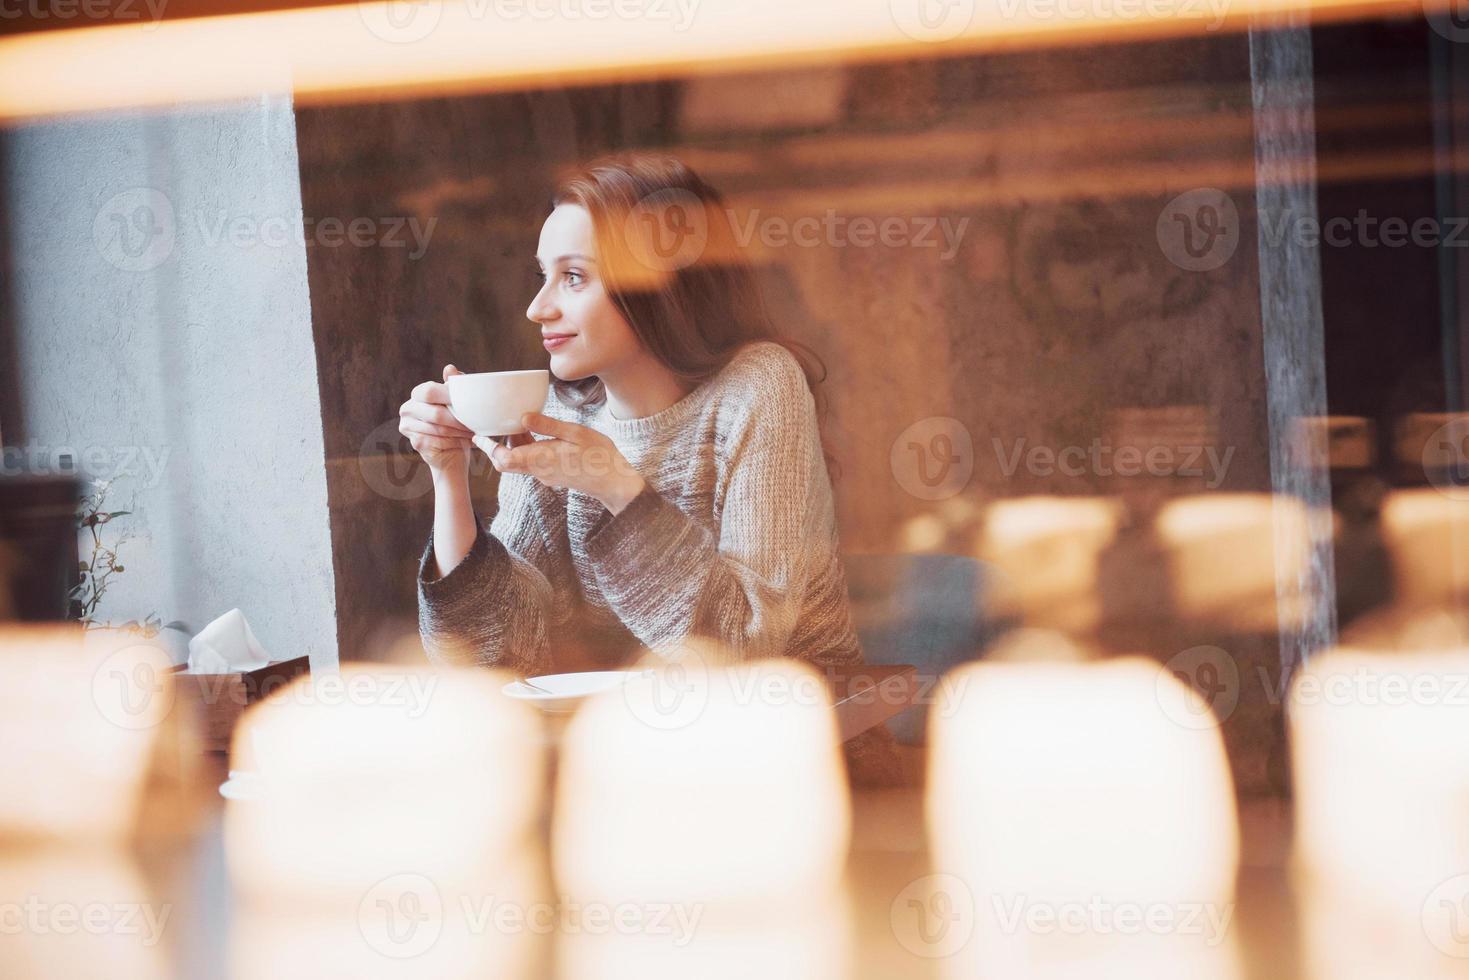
[416,340,903,787]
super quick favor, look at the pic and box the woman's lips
[543,334,573,352]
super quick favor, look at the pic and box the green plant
[68,478,188,638]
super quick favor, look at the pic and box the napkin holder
[169,656,311,753]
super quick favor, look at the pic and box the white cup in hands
[399,364,479,473]
[446,369,550,437]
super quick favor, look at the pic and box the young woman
[400,153,902,787]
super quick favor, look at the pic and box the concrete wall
[1,97,338,671]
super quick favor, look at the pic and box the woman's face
[528,203,642,382]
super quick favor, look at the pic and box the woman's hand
[399,364,480,474]
[476,413,646,515]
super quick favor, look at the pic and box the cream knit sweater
[417,340,902,786]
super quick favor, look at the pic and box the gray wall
[1,96,338,671]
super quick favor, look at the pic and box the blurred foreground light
[0,0,1440,122]
[1290,647,1469,912]
[1155,493,1314,632]
[976,496,1122,636]
[231,847,549,980]
[1380,490,1469,610]
[927,657,1240,976]
[928,657,1239,901]
[554,650,848,912]
[0,846,168,979]
[1297,875,1469,980]
[0,625,175,842]
[225,664,544,908]
[556,895,852,980]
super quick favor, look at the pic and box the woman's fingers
[400,399,472,431]
[409,379,453,405]
[399,418,473,439]
[443,363,464,382]
[407,433,469,453]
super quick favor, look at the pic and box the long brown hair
[547,152,838,479]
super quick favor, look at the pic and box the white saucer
[502,670,648,713]
[219,769,263,801]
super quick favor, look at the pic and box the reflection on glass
[554,649,849,912]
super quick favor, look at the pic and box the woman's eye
[564,270,585,287]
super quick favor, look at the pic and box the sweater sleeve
[578,354,825,662]
[416,469,569,675]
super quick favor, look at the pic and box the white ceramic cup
[446,369,550,436]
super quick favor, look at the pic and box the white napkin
[187,608,273,673]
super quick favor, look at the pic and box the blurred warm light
[1380,490,1469,609]
[1290,647,1469,909]
[1155,493,1314,632]
[1291,415,1374,470]
[0,847,168,979]
[1297,878,1469,980]
[0,625,175,842]
[928,657,1239,907]
[928,658,1241,977]
[984,626,1095,663]
[0,0,1441,122]
[231,848,549,980]
[1396,412,1467,470]
[976,496,1122,635]
[556,898,852,980]
[225,664,544,907]
[554,652,848,911]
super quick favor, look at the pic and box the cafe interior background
[1,0,1468,976]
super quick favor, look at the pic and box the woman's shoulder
[708,340,813,416]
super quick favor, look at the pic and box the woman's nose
[526,281,558,324]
